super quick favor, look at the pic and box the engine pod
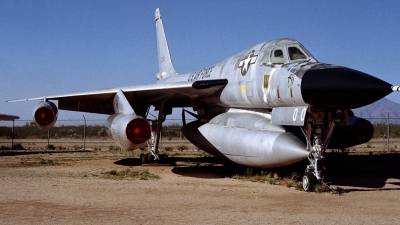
[33,101,58,131]
[106,113,151,150]
[196,109,308,168]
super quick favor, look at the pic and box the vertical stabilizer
[155,8,177,80]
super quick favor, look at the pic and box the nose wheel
[302,172,316,192]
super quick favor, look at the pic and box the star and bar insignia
[238,50,258,76]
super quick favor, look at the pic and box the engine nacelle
[327,116,374,149]
[285,116,374,149]
[106,113,151,150]
[33,101,58,131]
[182,109,308,168]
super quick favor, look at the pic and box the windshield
[288,47,307,60]
[261,43,311,65]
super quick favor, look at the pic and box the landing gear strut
[302,108,347,191]
[141,101,170,165]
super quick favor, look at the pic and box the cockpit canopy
[261,39,316,65]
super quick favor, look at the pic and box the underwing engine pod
[106,114,151,150]
[182,109,309,168]
[33,101,58,131]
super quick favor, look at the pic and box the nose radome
[301,66,392,108]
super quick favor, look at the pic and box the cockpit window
[261,49,270,65]
[274,50,283,58]
[270,48,286,64]
[288,47,307,60]
[261,43,312,66]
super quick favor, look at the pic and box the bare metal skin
[8,8,399,191]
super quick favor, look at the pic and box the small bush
[245,168,253,177]
[108,145,119,151]
[40,158,54,165]
[139,144,147,151]
[332,187,348,195]
[163,146,174,151]
[177,145,188,151]
[295,183,304,191]
[315,183,330,193]
[46,144,56,150]
[107,169,118,175]
[102,169,160,180]
[13,143,24,150]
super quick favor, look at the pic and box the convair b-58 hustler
[9,9,400,191]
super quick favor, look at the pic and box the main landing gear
[139,120,170,165]
[301,108,347,192]
[141,102,170,166]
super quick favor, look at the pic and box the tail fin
[155,8,177,80]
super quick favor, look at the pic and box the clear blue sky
[1,0,400,123]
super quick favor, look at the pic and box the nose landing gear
[302,108,347,192]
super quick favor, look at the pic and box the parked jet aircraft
[0,114,19,121]
[9,8,399,191]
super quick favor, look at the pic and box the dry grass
[102,168,160,180]
[231,168,302,188]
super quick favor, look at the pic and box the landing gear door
[271,106,307,126]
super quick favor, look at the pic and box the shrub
[13,143,24,150]
[102,169,160,180]
[46,144,56,150]
[164,146,174,151]
[177,145,188,151]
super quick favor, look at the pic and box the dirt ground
[1,140,400,224]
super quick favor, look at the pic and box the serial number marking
[188,66,214,81]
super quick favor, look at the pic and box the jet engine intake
[33,101,58,131]
[106,114,151,150]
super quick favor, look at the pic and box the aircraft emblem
[238,50,258,76]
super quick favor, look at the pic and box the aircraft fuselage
[160,38,392,113]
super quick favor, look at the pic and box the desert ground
[1,139,400,224]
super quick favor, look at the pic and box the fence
[0,118,185,150]
[2,114,400,151]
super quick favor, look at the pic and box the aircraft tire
[302,172,316,192]
[141,153,149,165]
[160,154,168,162]
[148,153,154,163]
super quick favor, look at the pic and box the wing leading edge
[8,79,228,115]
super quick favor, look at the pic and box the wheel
[148,153,154,163]
[302,172,316,192]
[159,154,169,164]
[141,153,149,165]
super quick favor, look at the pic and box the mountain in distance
[352,98,400,122]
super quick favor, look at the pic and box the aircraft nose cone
[301,66,392,108]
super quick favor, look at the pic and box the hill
[353,98,400,123]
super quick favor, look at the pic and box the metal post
[387,112,390,152]
[11,120,15,149]
[83,115,86,150]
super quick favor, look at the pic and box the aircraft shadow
[114,158,142,167]
[116,152,400,191]
[114,156,227,179]
[323,152,400,191]
[0,149,91,157]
